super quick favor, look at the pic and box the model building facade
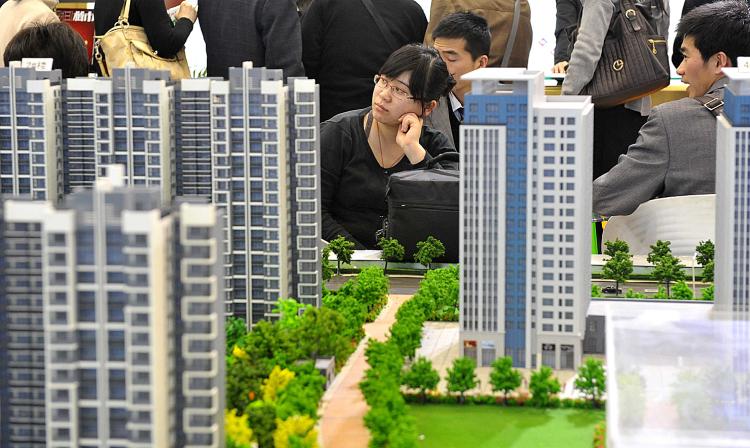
[459,68,593,369]
[716,68,750,318]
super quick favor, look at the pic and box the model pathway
[318,294,410,448]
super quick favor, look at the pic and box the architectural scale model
[0,65,63,203]
[2,64,322,323]
[0,166,225,447]
[459,68,593,370]
[715,67,750,318]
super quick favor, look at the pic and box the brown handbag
[578,0,670,108]
[94,0,191,80]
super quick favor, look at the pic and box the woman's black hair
[4,22,89,78]
[377,44,456,105]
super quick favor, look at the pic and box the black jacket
[198,0,305,80]
[301,0,427,122]
[554,0,582,64]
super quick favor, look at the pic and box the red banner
[56,3,95,63]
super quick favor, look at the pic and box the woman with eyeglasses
[321,44,458,249]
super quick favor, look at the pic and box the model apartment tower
[459,68,593,369]
[0,199,55,447]
[0,65,62,202]
[1,167,227,447]
[62,67,174,203]
[716,67,750,318]
[175,63,321,323]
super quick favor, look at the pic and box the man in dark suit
[198,0,305,80]
[425,12,490,149]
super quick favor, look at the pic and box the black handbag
[381,153,459,263]
[575,0,670,108]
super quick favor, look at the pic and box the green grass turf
[409,404,605,448]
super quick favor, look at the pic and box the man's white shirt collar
[448,92,463,113]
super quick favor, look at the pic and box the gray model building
[459,68,593,370]
[0,65,62,203]
[0,166,225,447]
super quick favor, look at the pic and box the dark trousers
[593,105,647,179]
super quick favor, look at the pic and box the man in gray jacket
[593,0,750,216]
[198,0,305,80]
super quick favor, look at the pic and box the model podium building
[0,167,225,447]
[459,68,593,369]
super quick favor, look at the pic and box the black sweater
[321,108,456,249]
[301,0,427,122]
[95,0,193,58]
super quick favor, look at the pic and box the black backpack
[381,153,459,263]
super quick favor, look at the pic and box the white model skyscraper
[175,63,321,323]
[459,68,593,369]
[62,67,174,203]
[38,167,224,447]
[716,67,750,318]
[0,65,62,202]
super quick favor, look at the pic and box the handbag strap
[117,0,132,25]
[359,0,399,50]
[500,0,522,67]
[695,94,724,117]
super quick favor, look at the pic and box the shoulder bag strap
[500,0,522,67]
[695,94,724,117]
[359,0,399,50]
[117,0,132,25]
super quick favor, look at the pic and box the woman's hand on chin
[397,112,426,164]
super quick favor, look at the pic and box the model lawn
[409,404,604,448]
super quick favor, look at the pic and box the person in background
[95,0,196,68]
[4,22,89,77]
[424,0,532,69]
[593,0,750,216]
[552,0,582,74]
[425,12,490,149]
[671,0,724,69]
[199,0,304,80]
[562,0,669,179]
[0,0,59,67]
[321,44,457,249]
[302,0,427,122]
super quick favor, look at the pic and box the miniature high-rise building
[62,67,173,203]
[0,198,55,447]
[459,68,593,369]
[42,166,224,447]
[716,67,750,318]
[176,64,322,323]
[0,65,63,202]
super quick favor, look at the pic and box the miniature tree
[591,284,603,298]
[273,415,318,448]
[574,358,606,408]
[402,357,440,403]
[654,285,668,299]
[489,356,522,405]
[701,284,715,301]
[624,288,645,299]
[377,237,405,274]
[671,281,694,300]
[328,235,355,275]
[414,236,446,270]
[702,261,715,283]
[529,366,561,407]
[695,240,714,267]
[225,316,248,354]
[646,240,672,264]
[602,239,633,297]
[321,245,334,282]
[648,240,685,298]
[696,240,715,283]
[446,357,478,404]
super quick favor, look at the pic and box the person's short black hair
[378,44,456,105]
[4,22,89,78]
[676,0,750,67]
[431,11,491,60]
